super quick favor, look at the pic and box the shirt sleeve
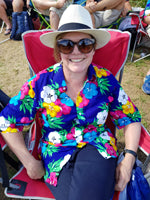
[0,76,38,133]
[108,74,141,129]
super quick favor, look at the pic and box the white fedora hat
[40,4,110,49]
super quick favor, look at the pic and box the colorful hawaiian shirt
[0,63,141,186]
[144,0,150,17]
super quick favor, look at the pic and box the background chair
[129,9,150,62]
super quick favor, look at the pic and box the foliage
[130,0,148,8]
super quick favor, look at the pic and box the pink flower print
[55,99,71,116]
[108,96,114,103]
[59,86,67,93]
[49,172,57,186]
[105,143,117,157]
[78,92,89,108]
[20,82,29,99]
[110,110,126,120]
[83,124,97,133]
[66,133,74,140]
[20,117,31,123]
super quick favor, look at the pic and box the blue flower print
[60,93,74,106]
[42,114,50,127]
[9,92,21,106]
[41,142,47,154]
[118,117,131,127]
[62,80,66,87]
[83,82,98,99]
[83,131,97,142]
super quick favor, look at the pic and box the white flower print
[53,63,60,70]
[97,110,108,125]
[60,154,71,168]
[100,131,110,140]
[118,89,128,104]
[0,116,10,131]
[48,131,61,144]
[75,128,83,143]
[41,86,57,103]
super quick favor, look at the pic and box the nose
[72,44,80,54]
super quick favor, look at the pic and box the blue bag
[127,164,150,200]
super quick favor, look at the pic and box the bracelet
[123,149,137,158]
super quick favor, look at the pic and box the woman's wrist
[123,149,137,159]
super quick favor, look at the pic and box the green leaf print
[8,116,16,124]
[20,96,34,114]
[47,115,65,129]
[48,158,63,173]
[43,145,60,158]
[76,107,86,121]
[128,110,141,121]
[97,78,111,95]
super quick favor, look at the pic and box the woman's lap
[46,144,117,200]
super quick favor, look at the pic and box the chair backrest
[22,29,131,78]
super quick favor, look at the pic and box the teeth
[71,59,84,62]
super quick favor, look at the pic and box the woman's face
[58,32,95,75]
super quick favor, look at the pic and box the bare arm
[85,0,124,13]
[115,122,141,191]
[2,132,45,179]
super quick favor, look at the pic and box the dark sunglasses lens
[57,40,74,54]
[78,39,95,53]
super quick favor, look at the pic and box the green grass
[130,0,147,8]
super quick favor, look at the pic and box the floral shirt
[0,63,141,186]
[144,0,150,17]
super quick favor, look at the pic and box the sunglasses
[57,38,96,54]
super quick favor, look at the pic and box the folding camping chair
[0,29,149,200]
[130,8,150,62]
[28,0,51,30]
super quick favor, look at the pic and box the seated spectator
[31,0,72,30]
[12,0,28,12]
[120,0,132,17]
[143,0,150,36]
[84,0,125,28]
[0,0,12,35]
[142,69,150,95]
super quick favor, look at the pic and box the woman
[0,5,141,200]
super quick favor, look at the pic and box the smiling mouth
[70,58,85,62]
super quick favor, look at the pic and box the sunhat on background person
[40,4,111,49]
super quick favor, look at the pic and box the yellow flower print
[122,100,135,114]
[94,67,107,78]
[110,137,117,151]
[76,95,83,107]
[2,127,18,133]
[28,82,35,98]
[77,142,86,148]
[43,102,61,117]
[48,69,54,72]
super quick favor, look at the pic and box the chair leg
[131,31,139,62]
[0,21,5,34]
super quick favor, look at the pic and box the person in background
[143,0,150,36]
[0,0,12,35]
[0,5,141,200]
[31,0,71,30]
[142,69,150,95]
[85,0,125,28]
[120,0,132,17]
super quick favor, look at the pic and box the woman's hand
[115,154,135,191]
[26,158,45,180]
